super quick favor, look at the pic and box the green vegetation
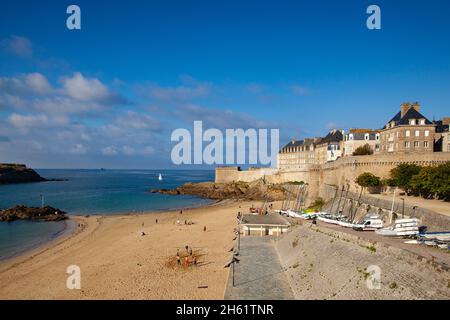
[352,143,374,156]
[388,162,450,201]
[287,181,305,185]
[307,197,325,211]
[389,282,398,289]
[389,163,421,192]
[355,172,382,188]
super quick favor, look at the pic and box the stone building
[343,129,380,156]
[434,117,450,152]
[314,129,344,164]
[240,214,290,236]
[379,102,435,154]
[277,138,319,171]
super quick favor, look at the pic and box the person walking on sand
[180,209,183,215]
[185,245,189,253]
[203,226,207,232]
[193,256,197,266]
[184,256,189,267]
[189,248,193,256]
[176,253,181,265]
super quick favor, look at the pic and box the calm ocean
[0,169,214,260]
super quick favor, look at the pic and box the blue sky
[1,0,450,168]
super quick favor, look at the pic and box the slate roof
[280,138,318,152]
[346,132,378,140]
[281,140,304,149]
[317,130,343,145]
[384,107,432,129]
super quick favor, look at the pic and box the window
[365,133,369,140]
[425,130,429,137]
[414,141,419,148]
[405,141,410,148]
[409,119,416,125]
[419,119,425,125]
[405,130,410,137]
[415,130,420,137]
[376,133,380,140]
[424,141,429,148]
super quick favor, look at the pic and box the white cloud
[69,143,88,155]
[0,73,51,96]
[102,146,119,156]
[61,72,109,101]
[115,111,161,130]
[289,85,310,96]
[8,113,68,129]
[24,73,52,94]
[61,72,119,103]
[138,75,211,101]
[8,113,49,128]
[1,35,33,57]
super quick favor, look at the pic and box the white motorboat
[158,173,163,181]
[419,232,450,242]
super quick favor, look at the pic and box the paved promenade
[224,236,294,300]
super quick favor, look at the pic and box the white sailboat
[158,173,163,181]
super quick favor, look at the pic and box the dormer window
[419,119,425,125]
[364,133,369,140]
[375,133,380,140]
[349,134,353,140]
[409,119,416,125]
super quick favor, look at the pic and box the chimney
[400,102,411,118]
[412,101,421,112]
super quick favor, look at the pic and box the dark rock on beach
[0,163,48,184]
[0,205,68,222]
[149,179,286,201]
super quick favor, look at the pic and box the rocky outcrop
[150,179,286,201]
[0,164,47,184]
[0,205,68,222]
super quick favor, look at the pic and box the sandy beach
[0,200,247,299]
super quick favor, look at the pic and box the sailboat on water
[158,173,163,181]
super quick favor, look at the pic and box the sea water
[0,169,214,260]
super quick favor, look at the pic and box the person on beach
[193,256,197,266]
[180,209,183,215]
[185,245,189,253]
[176,254,181,265]
[189,248,193,256]
[184,256,189,267]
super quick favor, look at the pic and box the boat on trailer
[375,218,420,237]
